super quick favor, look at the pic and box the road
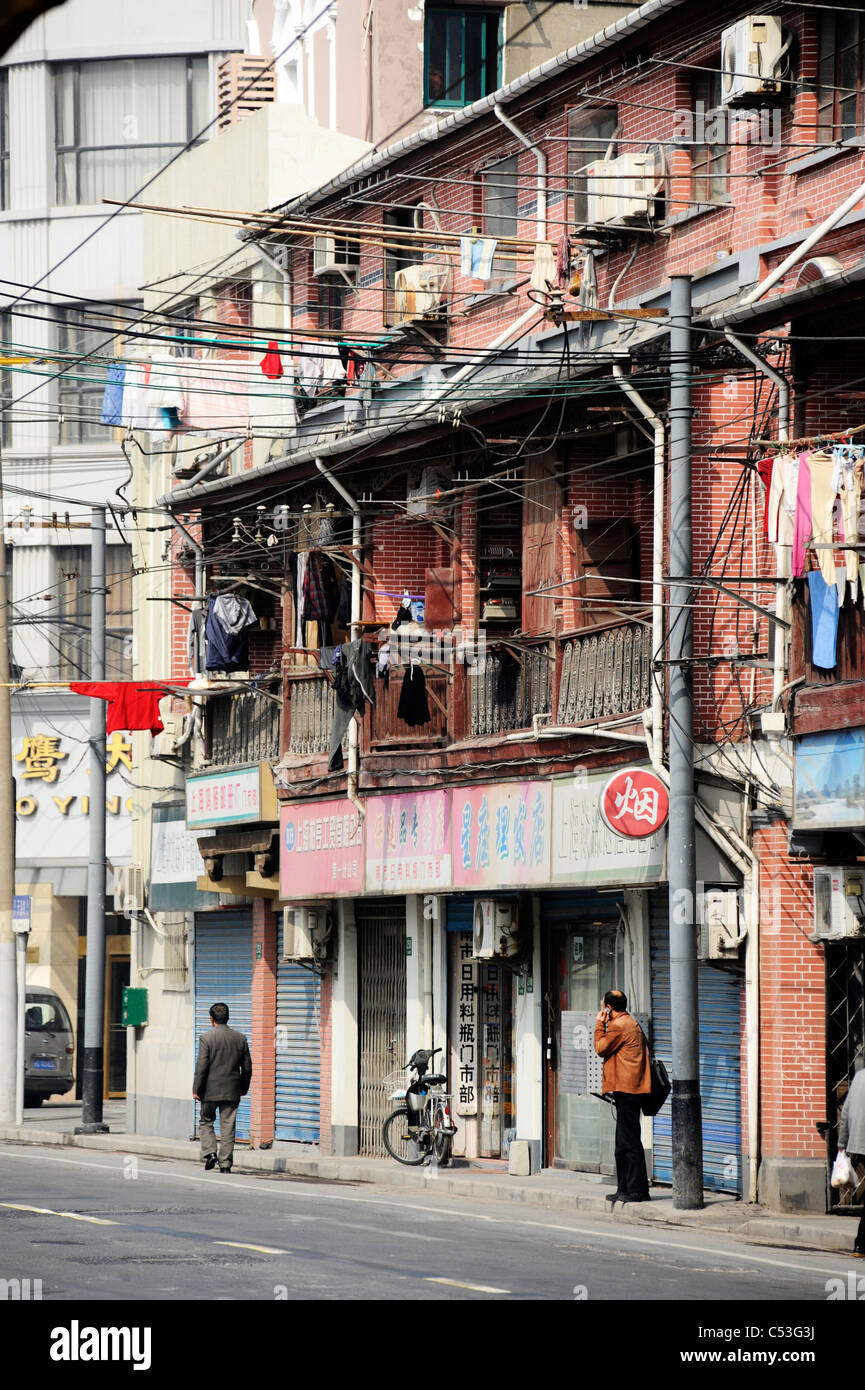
[0,1140,859,1305]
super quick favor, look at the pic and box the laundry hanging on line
[69,680,192,735]
[460,235,497,281]
[204,593,258,673]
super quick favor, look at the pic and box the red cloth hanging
[69,680,191,735]
[259,340,284,380]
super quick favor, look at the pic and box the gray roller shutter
[194,911,253,1141]
[275,916,321,1143]
[649,891,742,1194]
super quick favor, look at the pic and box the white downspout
[493,105,547,240]
[314,457,364,818]
[740,176,865,305]
[611,364,665,770]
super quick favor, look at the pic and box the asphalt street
[0,1140,860,1304]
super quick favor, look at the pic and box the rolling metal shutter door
[540,892,624,923]
[649,892,742,1194]
[194,911,253,1141]
[275,917,321,1143]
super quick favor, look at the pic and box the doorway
[105,956,129,1098]
[357,899,406,1157]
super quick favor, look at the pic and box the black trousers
[612,1092,650,1197]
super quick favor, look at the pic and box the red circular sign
[599,767,669,839]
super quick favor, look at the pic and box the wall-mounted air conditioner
[811,867,865,942]
[721,16,784,105]
[393,263,448,324]
[113,866,143,916]
[151,712,185,760]
[472,899,518,959]
[282,905,321,960]
[587,153,658,225]
[698,889,745,960]
[312,235,357,278]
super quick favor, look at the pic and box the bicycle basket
[406,1087,428,1113]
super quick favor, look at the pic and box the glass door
[105,956,129,1098]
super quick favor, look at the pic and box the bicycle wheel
[382,1108,428,1166]
[432,1103,453,1166]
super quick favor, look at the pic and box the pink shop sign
[280,798,364,899]
[365,789,452,894]
[452,781,552,889]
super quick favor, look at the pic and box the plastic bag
[831,1150,854,1188]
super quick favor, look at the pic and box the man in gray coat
[193,1003,252,1173]
[839,1065,865,1256]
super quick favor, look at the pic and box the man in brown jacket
[193,1002,252,1173]
[594,989,652,1205]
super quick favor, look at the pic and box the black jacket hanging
[397,664,431,727]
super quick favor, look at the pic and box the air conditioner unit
[812,867,865,942]
[312,235,357,278]
[472,898,518,959]
[151,712,185,760]
[113,865,143,916]
[721,16,784,105]
[393,263,448,324]
[587,154,659,224]
[698,889,744,960]
[282,905,321,960]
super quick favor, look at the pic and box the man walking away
[838,1064,865,1257]
[594,989,652,1205]
[193,1003,252,1173]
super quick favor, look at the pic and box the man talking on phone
[594,989,652,1205]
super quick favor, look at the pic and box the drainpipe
[722,330,789,706]
[493,105,546,240]
[612,364,665,770]
[315,457,364,818]
[740,176,865,306]
[184,437,245,490]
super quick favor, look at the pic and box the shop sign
[364,789,451,894]
[599,767,669,839]
[11,712,132,863]
[151,817,214,883]
[186,764,273,829]
[552,773,665,886]
[279,797,364,899]
[452,781,551,889]
[793,729,865,830]
[455,933,478,1116]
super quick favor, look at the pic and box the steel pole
[76,506,108,1133]
[0,444,17,1124]
[667,274,703,1209]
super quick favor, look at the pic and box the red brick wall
[250,897,277,1147]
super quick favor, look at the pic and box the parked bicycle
[382,1046,457,1166]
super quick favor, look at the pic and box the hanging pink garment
[791,451,812,578]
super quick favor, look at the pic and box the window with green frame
[425,7,502,108]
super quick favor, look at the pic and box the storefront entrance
[542,896,625,1171]
[826,938,865,1213]
[357,898,406,1157]
[193,910,253,1141]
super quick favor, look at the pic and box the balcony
[469,642,552,735]
[207,679,281,767]
[557,620,652,724]
[285,670,335,755]
[367,668,449,747]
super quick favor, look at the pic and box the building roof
[268,0,687,219]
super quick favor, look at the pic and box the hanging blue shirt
[100,363,126,426]
[808,569,839,670]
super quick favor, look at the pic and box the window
[1,311,11,448]
[817,13,865,142]
[317,278,349,332]
[171,301,199,357]
[425,6,501,108]
[692,72,728,205]
[482,153,517,279]
[56,303,119,443]
[383,207,421,327]
[0,69,9,210]
[54,55,209,205]
[25,997,73,1033]
[55,544,133,680]
[567,106,618,227]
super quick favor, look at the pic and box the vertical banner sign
[480,962,502,1149]
[456,932,477,1116]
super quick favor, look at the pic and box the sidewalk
[1,1102,861,1258]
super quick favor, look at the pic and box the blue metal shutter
[649,892,742,1194]
[275,916,321,1143]
[446,897,474,932]
[540,891,624,923]
[194,911,253,1141]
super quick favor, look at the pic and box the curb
[0,1125,858,1257]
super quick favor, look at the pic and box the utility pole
[0,442,16,1124]
[76,505,108,1133]
[667,274,703,1209]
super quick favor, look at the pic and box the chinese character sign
[364,790,452,894]
[452,782,551,888]
[599,768,669,840]
[280,798,364,898]
[552,774,665,885]
[455,933,478,1117]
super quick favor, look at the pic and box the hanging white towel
[460,235,497,281]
